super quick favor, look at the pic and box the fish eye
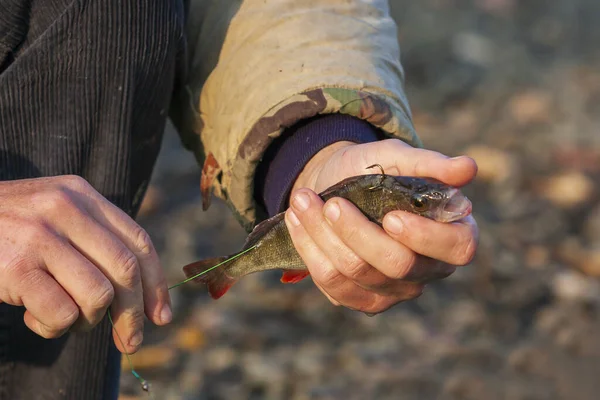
[411,195,428,210]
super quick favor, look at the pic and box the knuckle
[54,305,80,332]
[407,284,425,299]
[125,309,146,332]
[43,189,77,212]
[87,282,115,311]
[16,266,46,289]
[37,324,62,339]
[341,255,370,281]
[383,249,416,280]
[116,250,141,286]
[132,226,154,256]
[2,253,37,280]
[58,174,90,190]
[318,263,345,288]
[361,296,394,315]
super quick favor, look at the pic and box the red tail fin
[182,257,236,299]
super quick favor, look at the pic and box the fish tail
[182,256,236,299]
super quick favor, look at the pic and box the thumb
[361,139,478,187]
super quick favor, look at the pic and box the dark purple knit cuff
[255,114,381,217]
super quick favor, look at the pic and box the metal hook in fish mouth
[366,164,386,190]
[366,164,386,175]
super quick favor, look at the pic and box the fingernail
[385,214,405,234]
[129,331,143,349]
[292,192,310,211]
[160,304,172,324]
[324,202,340,223]
[287,210,301,226]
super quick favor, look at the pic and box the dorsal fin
[243,212,285,249]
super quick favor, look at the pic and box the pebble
[452,32,495,67]
[539,171,596,209]
[584,203,600,243]
[464,145,516,183]
[442,373,487,399]
[552,270,600,303]
[508,90,553,125]
[442,300,488,337]
[507,346,548,374]
[123,345,176,370]
[175,326,205,351]
[525,245,551,269]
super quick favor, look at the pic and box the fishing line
[107,245,257,395]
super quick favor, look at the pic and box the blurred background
[119,1,600,399]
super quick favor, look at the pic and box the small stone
[557,236,585,266]
[175,326,205,351]
[452,32,494,67]
[507,346,547,374]
[123,345,176,371]
[558,237,600,277]
[577,246,600,277]
[205,347,238,372]
[464,145,515,183]
[442,300,487,336]
[508,90,552,125]
[552,270,600,303]
[555,326,579,351]
[539,171,595,209]
[535,306,565,335]
[584,204,600,243]
[443,373,486,399]
[525,245,550,269]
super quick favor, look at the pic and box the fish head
[387,177,472,223]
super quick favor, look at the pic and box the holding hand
[0,176,171,353]
[286,139,479,314]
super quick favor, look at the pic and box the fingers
[322,197,457,282]
[286,189,427,313]
[362,139,478,187]
[71,187,171,326]
[383,212,479,266]
[43,238,114,332]
[285,208,420,313]
[289,189,391,288]
[17,269,79,339]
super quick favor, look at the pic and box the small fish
[183,168,472,299]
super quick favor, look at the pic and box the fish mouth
[437,188,472,222]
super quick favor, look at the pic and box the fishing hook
[366,164,386,190]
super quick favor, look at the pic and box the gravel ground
[119,1,600,399]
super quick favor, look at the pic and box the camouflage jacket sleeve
[170,0,421,231]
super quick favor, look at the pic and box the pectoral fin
[281,270,310,284]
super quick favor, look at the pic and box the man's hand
[285,139,479,314]
[0,176,171,353]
